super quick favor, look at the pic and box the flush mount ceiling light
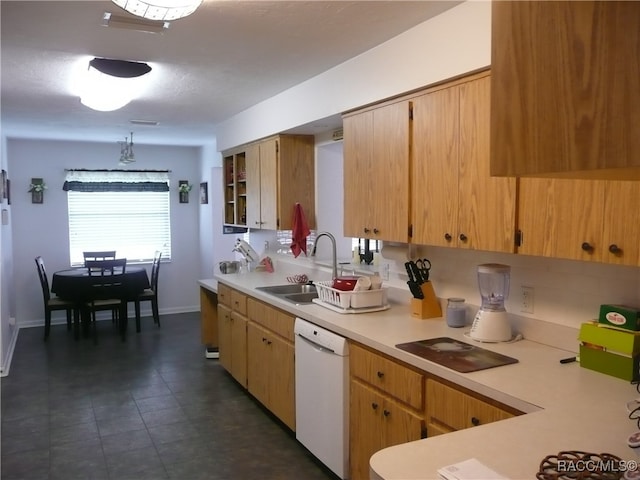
[79,57,152,112]
[112,0,202,21]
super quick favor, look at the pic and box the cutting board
[395,337,518,373]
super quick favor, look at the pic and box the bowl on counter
[219,261,241,274]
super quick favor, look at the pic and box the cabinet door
[245,143,261,228]
[602,181,640,266]
[343,110,374,238]
[217,304,232,373]
[370,101,410,242]
[518,178,605,261]
[230,311,248,387]
[266,333,295,430]
[350,379,385,480]
[343,102,410,242]
[412,86,459,247]
[458,75,516,252]
[247,322,269,407]
[258,138,279,230]
[382,395,424,449]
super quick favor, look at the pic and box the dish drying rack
[312,281,390,314]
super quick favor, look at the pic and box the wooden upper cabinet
[413,73,517,253]
[518,178,640,265]
[343,101,410,242]
[225,134,315,231]
[490,1,640,179]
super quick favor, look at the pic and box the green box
[579,321,640,355]
[579,344,640,381]
[598,304,640,331]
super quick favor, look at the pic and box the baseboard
[17,305,200,329]
[0,324,20,377]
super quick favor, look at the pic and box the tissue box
[579,321,640,381]
[598,304,640,331]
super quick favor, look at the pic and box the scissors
[415,258,431,282]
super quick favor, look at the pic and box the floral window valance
[63,169,170,192]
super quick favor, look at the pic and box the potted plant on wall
[178,181,192,203]
[28,178,47,204]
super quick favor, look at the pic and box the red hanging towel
[291,203,310,258]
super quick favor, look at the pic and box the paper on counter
[437,458,508,480]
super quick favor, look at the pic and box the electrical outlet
[521,286,534,314]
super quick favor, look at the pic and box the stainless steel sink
[255,284,318,304]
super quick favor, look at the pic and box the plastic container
[446,298,467,328]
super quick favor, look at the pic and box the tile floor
[1,312,338,480]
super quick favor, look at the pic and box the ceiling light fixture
[119,132,136,165]
[79,57,152,112]
[112,0,202,21]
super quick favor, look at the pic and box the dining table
[51,266,150,340]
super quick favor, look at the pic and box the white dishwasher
[294,317,349,479]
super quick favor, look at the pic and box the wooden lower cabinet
[200,287,218,347]
[349,343,425,480]
[350,379,424,480]
[217,304,247,387]
[425,378,519,436]
[246,301,296,431]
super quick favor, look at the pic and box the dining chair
[86,258,128,343]
[83,250,116,264]
[133,251,162,332]
[35,256,76,341]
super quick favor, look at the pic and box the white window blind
[66,170,171,265]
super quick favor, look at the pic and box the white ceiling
[1,0,460,147]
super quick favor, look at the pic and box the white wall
[8,138,202,327]
[215,1,491,150]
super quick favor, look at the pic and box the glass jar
[446,298,466,328]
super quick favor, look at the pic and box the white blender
[470,263,512,342]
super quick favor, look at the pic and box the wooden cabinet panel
[200,287,218,346]
[247,298,294,342]
[343,101,410,242]
[518,178,606,261]
[602,181,640,266]
[413,73,516,252]
[217,283,231,307]
[350,379,423,480]
[245,143,261,229]
[229,311,247,387]
[412,86,459,247]
[230,290,247,316]
[246,321,295,430]
[426,379,516,435]
[491,1,640,178]
[218,304,232,373]
[258,137,279,230]
[350,343,423,412]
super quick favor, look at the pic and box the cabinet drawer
[426,378,516,432]
[218,283,232,307]
[230,290,247,316]
[247,298,294,342]
[350,343,423,410]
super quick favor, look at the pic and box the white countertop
[200,264,640,479]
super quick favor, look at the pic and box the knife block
[411,282,442,319]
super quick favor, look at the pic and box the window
[65,170,171,265]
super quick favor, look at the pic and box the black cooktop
[395,337,518,373]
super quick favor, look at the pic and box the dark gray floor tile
[49,405,95,428]
[96,413,146,437]
[155,437,219,465]
[130,383,173,400]
[93,403,141,422]
[100,428,154,456]
[140,406,188,428]
[1,412,49,435]
[135,393,180,413]
[0,428,51,455]
[104,445,166,478]
[91,389,136,409]
[147,420,202,445]
[50,419,100,444]
[0,447,50,479]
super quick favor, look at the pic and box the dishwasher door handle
[297,333,335,354]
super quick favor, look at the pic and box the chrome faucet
[311,231,338,279]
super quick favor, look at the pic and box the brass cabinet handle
[444,233,452,241]
[383,409,390,417]
[371,402,378,410]
[459,233,468,242]
[373,228,380,234]
[376,371,384,378]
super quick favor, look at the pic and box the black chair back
[150,251,162,291]
[35,256,51,302]
[86,258,127,276]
